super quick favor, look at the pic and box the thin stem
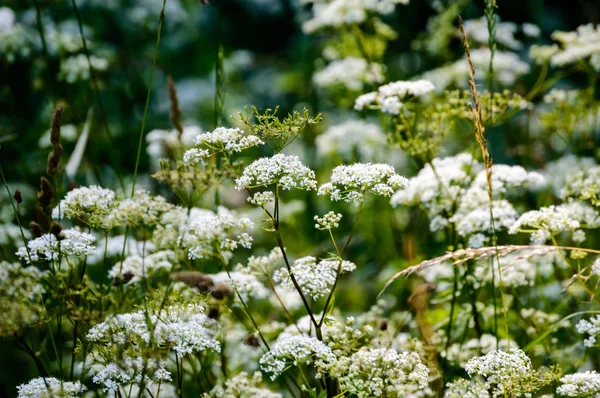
[17,336,49,377]
[0,165,32,263]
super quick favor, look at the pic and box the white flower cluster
[561,165,600,206]
[146,125,199,160]
[52,185,116,229]
[57,54,109,83]
[302,0,409,33]
[391,153,478,231]
[422,49,530,91]
[549,24,600,71]
[315,120,387,162]
[183,127,264,163]
[179,211,254,261]
[463,17,539,51]
[452,199,519,245]
[576,315,600,347]
[108,189,173,227]
[16,229,96,264]
[319,163,408,205]
[108,250,176,283]
[236,154,317,191]
[0,7,36,63]
[544,155,596,197]
[472,254,536,288]
[509,205,581,243]
[557,371,600,397]
[212,271,271,300]
[336,348,429,397]
[259,335,337,380]
[444,378,490,398]
[313,57,384,91]
[465,349,532,397]
[472,165,545,194]
[17,377,85,398]
[273,256,356,300]
[246,247,283,273]
[354,80,435,114]
[444,334,516,367]
[247,191,275,207]
[87,303,220,391]
[205,371,282,398]
[314,211,343,230]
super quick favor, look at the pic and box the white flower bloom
[259,335,337,380]
[509,205,581,243]
[544,155,596,197]
[17,377,85,398]
[179,211,254,261]
[246,247,283,273]
[452,199,518,239]
[549,24,600,71]
[576,315,600,348]
[107,190,173,227]
[465,349,532,397]
[444,334,517,367]
[314,211,343,230]
[273,256,356,300]
[52,186,117,229]
[463,17,524,50]
[336,348,429,397]
[183,127,263,163]
[354,80,435,114]
[472,254,536,288]
[313,57,384,91]
[444,378,490,398]
[315,120,387,161]
[557,371,600,397]
[147,125,199,160]
[248,191,275,206]
[236,154,317,191]
[205,371,282,398]
[211,271,271,300]
[108,250,176,283]
[319,163,408,205]
[561,165,600,205]
[57,54,109,83]
[16,229,96,264]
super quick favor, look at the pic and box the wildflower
[444,378,490,398]
[557,371,600,397]
[235,154,317,191]
[315,120,387,162]
[576,315,600,347]
[548,24,600,70]
[273,256,356,300]
[354,80,435,114]
[108,250,176,284]
[247,191,275,207]
[183,127,264,164]
[211,271,271,300]
[205,371,282,398]
[314,211,343,230]
[52,186,117,229]
[16,229,96,264]
[17,377,85,397]
[319,163,408,205]
[245,247,283,273]
[259,335,337,380]
[107,190,173,227]
[313,57,385,91]
[335,348,429,397]
[509,205,581,243]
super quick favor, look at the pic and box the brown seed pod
[168,76,183,138]
[171,271,215,293]
[49,221,64,240]
[13,189,22,204]
[379,319,388,331]
[243,333,260,348]
[210,282,230,300]
[29,221,43,238]
[208,307,220,319]
[37,177,54,210]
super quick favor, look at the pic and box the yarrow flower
[236,154,317,191]
[179,211,254,262]
[259,335,337,380]
[557,370,600,397]
[17,377,85,398]
[52,186,116,229]
[335,348,429,397]
[318,163,408,205]
[273,256,356,300]
[314,211,343,230]
[354,80,435,114]
[183,127,263,163]
[16,229,96,264]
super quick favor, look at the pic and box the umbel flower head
[236,154,317,191]
[318,163,408,205]
[183,127,264,164]
[355,79,435,115]
[52,185,116,229]
[16,228,96,264]
[17,377,85,398]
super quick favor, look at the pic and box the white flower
[206,371,282,398]
[313,57,384,91]
[58,54,109,83]
[319,163,408,205]
[576,315,600,348]
[544,155,596,197]
[509,205,581,243]
[463,17,523,50]
[273,256,356,300]
[248,191,275,206]
[211,271,271,300]
[52,186,117,229]
[315,120,387,161]
[465,349,532,397]
[147,125,199,160]
[107,190,173,227]
[17,377,85,397]
[336,348,429,397]
[259,335,337,380]
[179,210,254,261]
[16,229,96,264]
[236,154,317,191]
[354,80,435,114]
[246,247,283,273]
[183,127,263,163]
[557,371,600,397]
[314,211,343,230]
[549,24,600,71]
[108,250,176,283]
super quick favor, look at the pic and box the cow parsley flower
[544,155,596,197]
[509,205,581,243]
[313,57,385,91]
[314,211,342,230]
[273,256,356,300]
[354,80,435,114]
[259,335,337,380]
[335,348,429,397]
[465,349,532,397]
[576,315,600,347]
[205,371,282,398]
[557,371,600,397]
[108,250,176,283]
[246,247,283,273]
[236,154,317,191]
[463,17,535,50]
[444,378,490,398]
[315,120,387,162]
[107,190,173,227]
[16,229,96,264]
[548,24,600,71]
[247,191,275,207]
[52,186,117,229]
[211,271,270,300]
[319,163,408,205]
[17,377,85,398]
[561,165,600,206]
[183,127,264,163]
[88,356,171,393]
[179,211,254,262]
